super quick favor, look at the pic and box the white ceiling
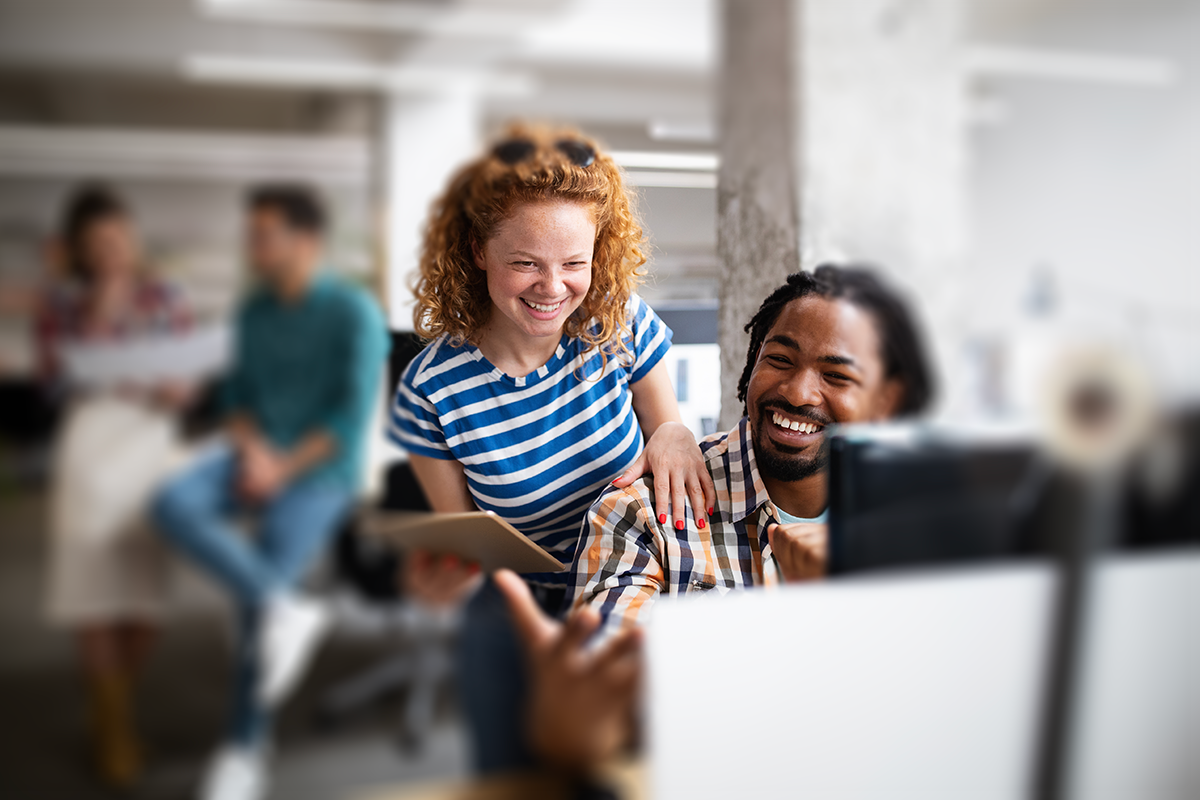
[0,0,1181,137]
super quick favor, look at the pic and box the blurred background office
[0,1,1195,799]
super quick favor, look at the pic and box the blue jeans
[151,446,352,745]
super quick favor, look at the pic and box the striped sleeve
[568,482,666,633]
[387,343,454,460]
[627,294,672,383]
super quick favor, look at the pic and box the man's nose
[777,368,824,409]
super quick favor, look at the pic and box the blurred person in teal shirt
[152,185,388,800]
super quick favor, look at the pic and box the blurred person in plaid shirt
[496,264,934,771]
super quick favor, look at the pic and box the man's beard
[752,403,832,483]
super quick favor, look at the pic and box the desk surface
[355,759,645,800]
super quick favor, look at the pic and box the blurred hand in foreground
[494,569,642,773]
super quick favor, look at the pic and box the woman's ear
[471,238,487,271]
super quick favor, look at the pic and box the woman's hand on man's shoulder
[612,421,716,533]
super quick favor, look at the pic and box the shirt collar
[725,415,773,524]
[261,268,329,306]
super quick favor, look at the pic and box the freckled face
[475,199,596,341]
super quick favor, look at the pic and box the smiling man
[565,264,934,630]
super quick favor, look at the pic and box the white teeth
[772,412,822,434]
[523,299,561,313]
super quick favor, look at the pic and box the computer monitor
[1122,407,1200,549]
[826,425,1054,576]
[826,409,1200,578]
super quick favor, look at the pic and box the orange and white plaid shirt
[567,416,797,632]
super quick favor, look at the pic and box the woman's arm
[620,360,716,531]
[407,453,477,512]
[628,359,684,435]
[402,454,481,605]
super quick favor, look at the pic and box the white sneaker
[258,593,331,707]
[199,745,267,800]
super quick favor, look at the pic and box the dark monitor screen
[827,411,1200,577]
[1123,409,1200,550]
[827,429,1052,576]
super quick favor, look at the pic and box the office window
[675,358,689,402]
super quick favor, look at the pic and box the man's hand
[494,569,642,773]
[236,439,291,502]
[403,550,482,608]
[767,522,828,582]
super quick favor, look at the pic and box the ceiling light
[610,151,718,171]
[182,55,538,96]
[967,46,1177,87]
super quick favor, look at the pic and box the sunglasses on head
[491,137,597,168]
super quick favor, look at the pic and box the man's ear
[876,378,906,421]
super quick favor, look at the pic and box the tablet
[361,510,567,574]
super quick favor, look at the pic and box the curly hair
[735,264,935,417]
[412,123,647,361]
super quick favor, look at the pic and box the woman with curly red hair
[388,125,713,771]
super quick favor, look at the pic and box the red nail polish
[675,520,684,530]
[708,506,714,517]
[658,513,667,525]
[698,518,707,529]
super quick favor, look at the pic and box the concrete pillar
[376,93,481,331]
[716,0,802,428]
[364,93,479,493]
[717,0,967,428]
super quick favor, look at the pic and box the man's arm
[238,292,387,501]
[278,430,337,477]
[227,410,336,500]
[569,484,669,634]
[311,293,387,474]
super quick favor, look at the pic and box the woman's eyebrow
[506,250,590,260]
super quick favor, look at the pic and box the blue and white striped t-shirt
[388,294,673,586]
